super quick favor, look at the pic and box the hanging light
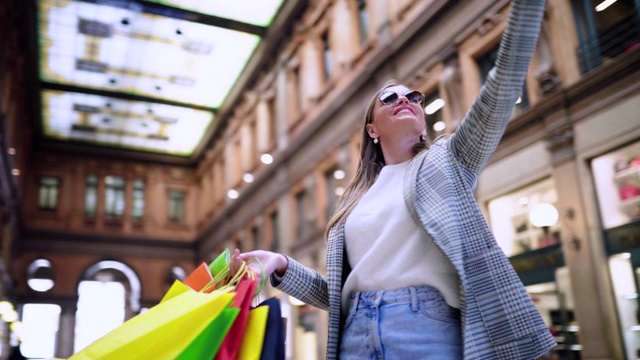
[529,203,559,228]
[424,98,445,115]
[260,153,273,165]
[227,189,239,199]
[333,170,345,180]
[242,173,254,183]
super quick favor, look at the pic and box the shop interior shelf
[620,196,640,210]
[615,166,640,186]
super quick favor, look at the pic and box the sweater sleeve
[448,0,546,175]
[270,255,330,311]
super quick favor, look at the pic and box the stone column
[55,303,77,359]
[370,0,392,46]
[331,0,359,72]
[546,125,625,359]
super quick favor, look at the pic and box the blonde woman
[232,0,556,358]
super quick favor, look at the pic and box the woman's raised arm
[449,0,546,175]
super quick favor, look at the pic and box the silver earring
[373,138,379,144]
[419,134,425,142]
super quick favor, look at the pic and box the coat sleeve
[448,0,546,175]
[270,255,330,311]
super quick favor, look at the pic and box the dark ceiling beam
[194,0,308,158]
[41,81,217,113]
[78,0,267,36]
[35,140,198,166]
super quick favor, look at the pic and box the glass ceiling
[37,0,286,156]
[42,90,213,156]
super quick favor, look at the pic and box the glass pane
[168,190,185,222]
[38,0,260,108]
[85,174,98,216]
[358,0,369,44]
[132,181,145,219]
[322,33,332,80]
[20,304,61,359]
[74,281,125,352]
[104,176,125,216]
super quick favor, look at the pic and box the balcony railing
[577,11,640,74]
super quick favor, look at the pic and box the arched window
[74,261,141,353]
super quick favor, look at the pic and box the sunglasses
[378,90,424,106]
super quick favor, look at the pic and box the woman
[232,0,556,358]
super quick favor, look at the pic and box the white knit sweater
[343,159,460,313]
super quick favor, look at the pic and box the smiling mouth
[394,106,415,115]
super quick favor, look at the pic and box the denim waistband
[347,285,448,313]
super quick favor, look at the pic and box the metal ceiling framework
[35,0,287,160]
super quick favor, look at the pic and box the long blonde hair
[324,81,429,240]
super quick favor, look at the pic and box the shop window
[322,31,332,81]
[168,190,185,223]
[608,253,640,360]
[19,303,61,359]
[104,175,125,217]
[526,268,581,358]
[572,0,640,73]
[357,0,369,44]
[487,178,560,256]
[84,174,98,216]
[593,142,640,359]
[295,190,308,240]
[131,178,144,220]
[38,176,59,210]
[270,210,280,252]
[477,44,530,117]
[423,91,446,141]
[592,140,640,229]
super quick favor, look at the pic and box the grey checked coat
[272,0,557,358]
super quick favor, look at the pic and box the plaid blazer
[273,0,556,358]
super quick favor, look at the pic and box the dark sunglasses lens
[406,91,424,104]
[379,92,398,105]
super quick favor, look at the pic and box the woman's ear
[366,123,378,139]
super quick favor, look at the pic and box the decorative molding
[544,125,575,165]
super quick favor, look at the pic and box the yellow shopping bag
[70,287,234,360]
[237,306,269,360]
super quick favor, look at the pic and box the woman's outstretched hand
[229,249,288,284]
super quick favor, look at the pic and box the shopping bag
[183,262,214,291]
[175,307,239,360]
[70,288,233,360]
[237,306,269,360]
[258,297,286,360]
[215,277,258,360]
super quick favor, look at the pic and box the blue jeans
[339,286,462,359]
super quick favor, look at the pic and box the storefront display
[487,177,560,257]
[592,141,640,360]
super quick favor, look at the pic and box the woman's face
[367,85,426,144]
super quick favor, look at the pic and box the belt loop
[410,287,418,312]
[373,291,383,307]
